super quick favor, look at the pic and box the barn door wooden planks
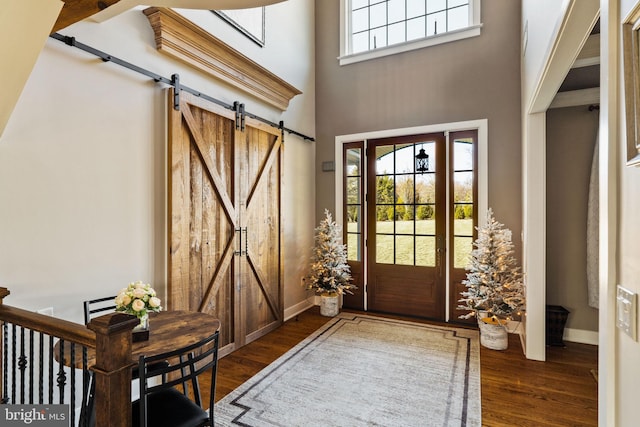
[236,121,284,344]
[168,89,283,355]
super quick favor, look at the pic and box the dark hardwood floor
[213,306,598,426]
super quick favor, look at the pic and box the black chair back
[83,296,117,324]
[133,330,220,427]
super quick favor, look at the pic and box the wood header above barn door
[144,7,302,110]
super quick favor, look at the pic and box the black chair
[83,295,118,324]
[81,296,168,427]
[132,330,219,427]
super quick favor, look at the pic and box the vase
[132,314,149,342]
[478,317,508,350]
[320,292,339,317]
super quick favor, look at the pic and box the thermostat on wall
[321,161,335,172]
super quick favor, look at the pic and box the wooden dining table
[55,310,221,369]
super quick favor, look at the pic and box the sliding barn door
[236,120,284,344]
[168,89,283,355]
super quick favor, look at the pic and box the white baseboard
[284,298,315,321]
[564,327,598,345]
[286,302,602,347]
[305,294,342,307]
[285,294,348,321]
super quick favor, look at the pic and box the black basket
[546,305,570,347]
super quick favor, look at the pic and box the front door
[367,133,446,320]
[342,130,479,322]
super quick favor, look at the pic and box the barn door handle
[234,228,242,256]
[242,227,248,256]
[234,228,248,256]
[436,236,445,276]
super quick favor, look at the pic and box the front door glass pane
[454,236,473,269]
[416,236,436,266]
[376,234,394,264]
[375,141,436,266]
[395,235,414,265]
[345,147,363,262]
[452,138,474,269]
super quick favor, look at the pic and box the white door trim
[334,119,488,321]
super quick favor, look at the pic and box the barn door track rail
[50,33,315,142]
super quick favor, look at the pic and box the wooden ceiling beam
[51,0,287,33]
[52,0,121,33]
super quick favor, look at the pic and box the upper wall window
[339,0,482,65]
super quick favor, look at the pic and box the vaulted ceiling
[0,0,286,137]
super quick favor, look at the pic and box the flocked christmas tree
[458,208,525,319]
[304,209,355,295]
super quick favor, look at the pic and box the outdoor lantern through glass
[415,145,429,173]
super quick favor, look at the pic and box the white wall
[521,0,599,361]
[0,1,315,323]
[532,0,640,424]
[521,0,571,107]
[613,2,640,425]
[520,0,571,361]
[0,0,62,137]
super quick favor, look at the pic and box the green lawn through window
[347,219,473,268]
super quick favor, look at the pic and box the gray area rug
[215,313,481,427]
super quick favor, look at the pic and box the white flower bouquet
[115,281,162,320]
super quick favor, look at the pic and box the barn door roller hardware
[172,74,180,110]
[234,102,246,131]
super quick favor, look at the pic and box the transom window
[340,0,481,65]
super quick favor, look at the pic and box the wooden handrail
[0,305,95,348]
[0,287,95,347]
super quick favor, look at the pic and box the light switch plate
[616,285,637,340]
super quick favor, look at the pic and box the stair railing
[0,287,137,427]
